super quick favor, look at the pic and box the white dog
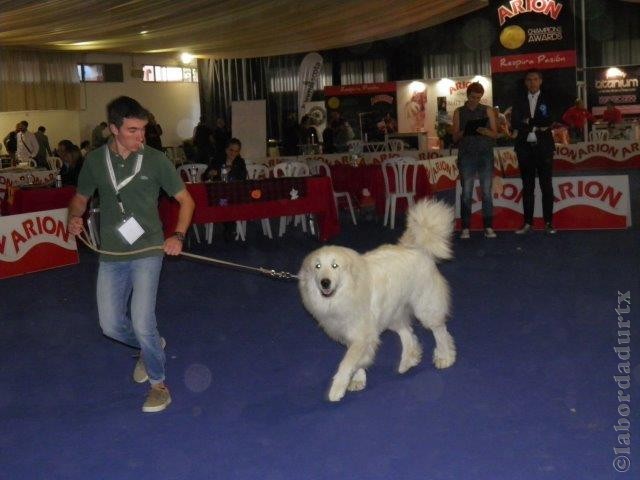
[298,199,456,401]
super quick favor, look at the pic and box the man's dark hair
[37,126,46,132]
[107,96,149,128]
[19,120,28,128]
[524,68,543,80]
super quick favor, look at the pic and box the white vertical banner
[298,52,324,121]
[231,100,267,161]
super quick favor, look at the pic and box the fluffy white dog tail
[398,199,454,260]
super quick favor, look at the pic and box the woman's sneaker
[460,228,470,239]
[484,227,497,238]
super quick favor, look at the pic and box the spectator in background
[334,118,355,153]
[145,113,163,151]
[602,100,623,126]
[204,137,247,182]
[212,117,230,156]
[204,138,247,242]
[80,140,91,158]
[193,116,215,165]
[91,121,109,149]
[60,144,84,186]
[281,112,299,156]
[3,123,19,161]
[16,121,39,165]
[35,126,53,168]
[322,120,337,154]
[55,139,75,159]
[562,99,593,143]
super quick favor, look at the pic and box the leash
[76,228,299,281]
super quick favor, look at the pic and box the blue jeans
[459,150,494,229]
[97,255,166,384]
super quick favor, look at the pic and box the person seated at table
[203,137,247,182]
[602,100,623,127]
[562,99,593,143]
[203,138,248,241]
[55,139,75,159]
[60,144,84,186]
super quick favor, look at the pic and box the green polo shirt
[77,143,185,261]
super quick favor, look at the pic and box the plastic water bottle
[221,164,229,182]
[55,172,62,188]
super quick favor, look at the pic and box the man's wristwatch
[173,231,185,242]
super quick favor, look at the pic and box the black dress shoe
[545,223,557,234]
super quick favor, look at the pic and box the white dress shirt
[528,91,540,118]
[16,130,40,163]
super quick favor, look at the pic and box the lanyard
[105,146,143,217]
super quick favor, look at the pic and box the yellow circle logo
[327,97,340,109]
[500,25,526,50]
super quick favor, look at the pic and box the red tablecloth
[159,176,340,241]
[329,164,431,215]
[1,185,76,215]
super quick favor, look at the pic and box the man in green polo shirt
[67,96,194,413]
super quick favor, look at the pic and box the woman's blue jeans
[459,150,494,229]
[97,255,166,385]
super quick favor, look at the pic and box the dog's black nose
[320,278,331,289]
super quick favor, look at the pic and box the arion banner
[0,208,78,279]
[489,0,577,122]
[456,175,632,230]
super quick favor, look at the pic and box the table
[159,176,340,241]
[329,163,431,215]
[0,168,56,200]
[1,185,76,216]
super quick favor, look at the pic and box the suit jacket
[511,90,555,157]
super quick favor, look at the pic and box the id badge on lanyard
[106,147,145,245]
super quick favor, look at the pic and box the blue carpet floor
[1,213,638,480]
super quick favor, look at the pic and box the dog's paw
[328,381,347,402]
[348,368,367,391]
[398,345,423,374]
[433,348,456,369]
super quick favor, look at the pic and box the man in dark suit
[511,69,556,234]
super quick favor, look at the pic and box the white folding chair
[177,163,208,183]
[47,156,63,170]
[273,161,310,236]
[308,159,356,225]
[589,129,609,142]
[386,139,405,152]
[233,163,273,241]
[381,157,419,229]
